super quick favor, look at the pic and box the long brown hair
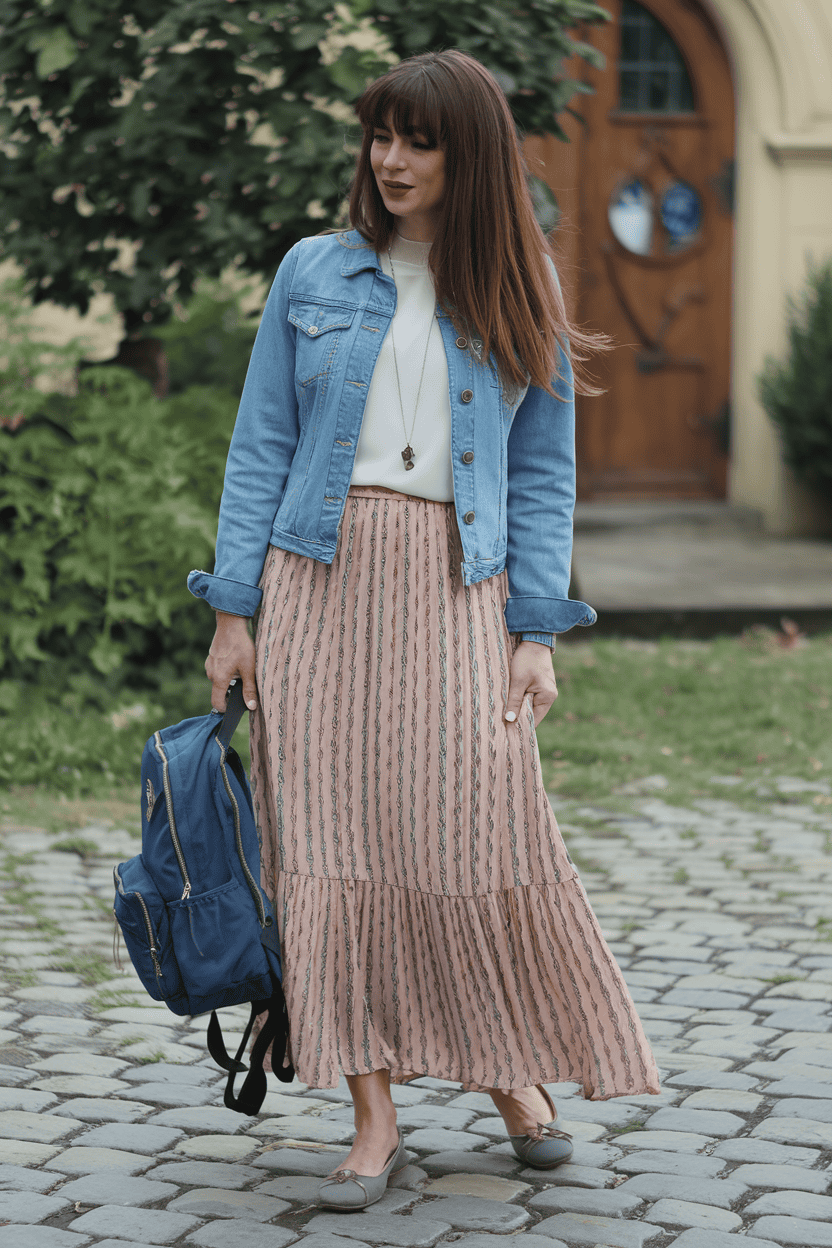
[350,50,604,395]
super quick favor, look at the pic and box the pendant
[401,445,415,470]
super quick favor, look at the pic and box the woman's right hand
[206,611,258,713]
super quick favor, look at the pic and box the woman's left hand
[504,640,558,728]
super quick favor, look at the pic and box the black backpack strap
[270,993,295,1085]
[216,680,247,751]
[206,988,292,1115]
[206,1007,250,1078]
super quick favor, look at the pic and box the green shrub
[1,366,219,678]
[154,281,259,396]
[0,277,243,691]
[0,278,258,793]
[758,259,832,490]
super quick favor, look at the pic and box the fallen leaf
[778,617,807,649]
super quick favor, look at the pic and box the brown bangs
[355,68,446,150]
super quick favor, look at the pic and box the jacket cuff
[187,570,262,617]
[505,596,597,635]
[520,632,555,648]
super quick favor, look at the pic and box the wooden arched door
[527,0,735,499]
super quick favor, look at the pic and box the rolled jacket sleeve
[187,243,303,616]
[504,339,596,636]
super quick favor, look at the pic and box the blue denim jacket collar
[339,237,380,276]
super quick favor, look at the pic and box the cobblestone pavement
[3,782,832,1248]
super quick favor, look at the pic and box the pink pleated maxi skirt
[250,486,660,1099]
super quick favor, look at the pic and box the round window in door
[609,175,703,256]
[607,2,704,257]
[660,180,702,250]
[608,179,654,255]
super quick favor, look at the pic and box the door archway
[528,0,735,500]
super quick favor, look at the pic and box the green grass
[88,988,155,1013]
[1,632,830,828]
[48,953,117,986]
[0,673,250,798]
[539,631,832,806]
[51,837,102,859]
[614,1119,648,1134]
[0,786,139,834]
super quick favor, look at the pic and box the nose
[383,138,407,170]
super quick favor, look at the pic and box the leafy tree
[758,260,832,493]
[0,0,608,331]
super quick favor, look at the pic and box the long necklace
[388,247,435,471]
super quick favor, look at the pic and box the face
[370,118,446,241]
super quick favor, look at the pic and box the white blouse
[349,233,454,501]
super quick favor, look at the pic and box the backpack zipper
[153,733,192,900]
[216,737,267,927]
[113,866,163,983]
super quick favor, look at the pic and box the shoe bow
[324,1169,368,1198]
[527,1121,572,1143]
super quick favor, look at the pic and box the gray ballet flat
[318,1131,407,1210]
[509,1085,574,1170]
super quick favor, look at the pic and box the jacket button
[461,388,473,403]
[461,450,474,464]
[463,510,475,524]
[307,325,319,335]
[455,336,468,348]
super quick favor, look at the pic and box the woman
[190,49,659,1211]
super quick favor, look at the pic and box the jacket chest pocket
[289,300,356,387]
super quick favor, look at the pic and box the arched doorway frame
[694,0,832,534]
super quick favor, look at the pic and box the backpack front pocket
[113,860,184,1004]
[168,879,271,1011]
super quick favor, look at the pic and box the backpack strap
[215,680,248,751]
[206,986,292,1115]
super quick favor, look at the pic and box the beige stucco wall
[705,0,832,534]
[0,259,123,363]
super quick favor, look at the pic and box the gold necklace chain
[387,247,436,471]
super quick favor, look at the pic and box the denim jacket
[188,230,596,644]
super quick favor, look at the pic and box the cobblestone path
[2,785,832,1248]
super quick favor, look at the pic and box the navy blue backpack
[113,682,293,1113]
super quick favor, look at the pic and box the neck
[393,212,436,243]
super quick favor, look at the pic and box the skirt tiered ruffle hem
[250,486,660,1099]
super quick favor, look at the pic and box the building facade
[527,0,832,534]
[12,0,832,533]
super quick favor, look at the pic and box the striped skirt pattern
[250,486,659,1098]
